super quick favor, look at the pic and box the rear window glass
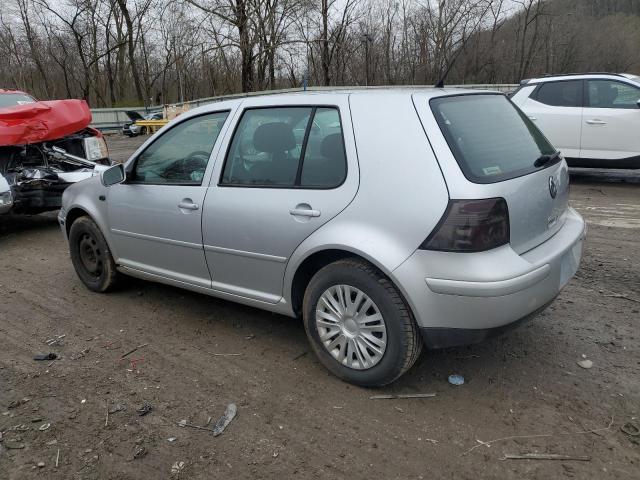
[430,94,556,184]
[0,93,36,107]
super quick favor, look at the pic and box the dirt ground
[1,135,639,479]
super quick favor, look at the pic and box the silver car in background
[59,89,586,386]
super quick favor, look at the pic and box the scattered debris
[80,399,86,404]
[500,453,591,461]
[176,403,237,436]
[55,449,60,467]
[45,335,66,346]
[134,445,147,459]
[121,343,148,360]
[46,440,57,446]
[8,397,30,409]
[577,359,593,369]
[211,353,241,357]
[31,417,43,423]
[108,403,126,414]
[38,422,51,431]
[37,461,45,468]
[448,374,465,386]
[137,403,153,416]
[621,422,640,437]
[273,451,279,458]
[70,349,90,360]
[463,416,615,455]
[33,353,57,361]
[167,437,177,442]
[4,441,25,449]
[212,403,237,436]
[369,393,436,400]
[171,461,185,474]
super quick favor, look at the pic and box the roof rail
[540,72,627,79]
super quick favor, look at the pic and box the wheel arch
[287,246,416,321]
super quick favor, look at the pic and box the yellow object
[134,119,168,133]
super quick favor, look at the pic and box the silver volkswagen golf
[59,89,585,386]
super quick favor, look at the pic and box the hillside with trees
[1,0,639,107]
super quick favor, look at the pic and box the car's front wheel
[69,216,120,292]
[303,258,423,387]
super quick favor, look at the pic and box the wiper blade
[534,151,561,168]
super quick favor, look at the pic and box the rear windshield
[430,94,556,184]
[0,93,36,108]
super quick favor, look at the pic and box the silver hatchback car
[59,89,586,386]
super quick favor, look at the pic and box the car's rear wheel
[69,216,119,292]
[303,258,423,387]
[140,126,148,135]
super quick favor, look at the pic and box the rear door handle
[178,199,199,210]
[528,115,537,121]
[289,208,320,218]
[586,119,606,125]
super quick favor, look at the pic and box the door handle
[528,115,537,121]
[178,199,199,210]
[289,208,320,218]
[586,119,606,125]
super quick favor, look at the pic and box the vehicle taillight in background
[420,198,510,252]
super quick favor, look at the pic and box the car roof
[183,87,501,117]
[522,73,638,84]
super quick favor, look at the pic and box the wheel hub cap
[315,285,387,370]
[78,233,102,276]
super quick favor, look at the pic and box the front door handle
[586,119,606,125]
[289,206,320,218]
[528,115,537,121]
[178,199,199,211]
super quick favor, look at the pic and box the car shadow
[110,274,552,392]
[0,212,60,240]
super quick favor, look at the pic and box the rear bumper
[392,207,586,342]
[419,301,552,349]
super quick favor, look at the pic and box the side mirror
[636,99,640,108]
[101,164,125,187]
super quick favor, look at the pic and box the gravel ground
[0,135,638,479]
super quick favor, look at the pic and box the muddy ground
[0,135,639,479]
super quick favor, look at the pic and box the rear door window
[220,106,346,188]
[533,80,583,107]
[430,94,557,184]
[587,80,640,109]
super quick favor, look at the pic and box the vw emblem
[548,176,558,199]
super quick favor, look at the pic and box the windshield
[430,94,557,184]
[0,93,36,108]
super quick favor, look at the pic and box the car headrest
[320,133,345,160]
[253,122,295,153]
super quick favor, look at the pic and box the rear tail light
[420,198,509,252]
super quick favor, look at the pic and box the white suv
[511,73,640,168]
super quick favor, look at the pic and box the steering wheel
[163,150,210,182]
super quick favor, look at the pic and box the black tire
[69,216,120,292]
[140,127,148,135]
[303,258,423,387]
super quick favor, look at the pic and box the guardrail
[90,84,518,131]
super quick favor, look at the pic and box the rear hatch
[414,92,569,254]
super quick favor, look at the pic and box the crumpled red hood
[0,99,92,147]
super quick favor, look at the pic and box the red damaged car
[0,89,111,215]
